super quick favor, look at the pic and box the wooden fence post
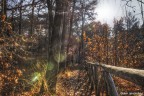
[104,71,118,96]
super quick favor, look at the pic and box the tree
[0,0,98,95]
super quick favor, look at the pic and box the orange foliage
[1,15,6,21]
[84,21,144,68]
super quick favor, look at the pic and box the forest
[0,0,144,96]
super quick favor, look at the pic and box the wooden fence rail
[87,62,144,89]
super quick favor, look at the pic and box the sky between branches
[95,0,144,27]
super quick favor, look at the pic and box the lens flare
[47,62,54,70]
[54,53,67,63]
[31,72,41,82]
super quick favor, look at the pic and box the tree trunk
[1,0,7,17]
[19,0,23,34]
[41,0,70,94]
[30,0,35,35]
[11,10,15,31]
[78,0,85,63]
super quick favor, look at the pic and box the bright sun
[96,4,115,21]
[95,2,118,25]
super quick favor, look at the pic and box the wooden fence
[86,62,144,95]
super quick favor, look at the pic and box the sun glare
[95,1,119,26]
[96,4,115,21]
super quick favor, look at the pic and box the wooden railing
[86,62,144,95]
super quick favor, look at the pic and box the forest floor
[1,62,143,96]
[56,64,143,96]
[56,64,96,96]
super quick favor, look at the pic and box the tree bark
[19,0,23,34]
[1,0,7,17]
[30,0,35,35]
[43,0,70,94]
